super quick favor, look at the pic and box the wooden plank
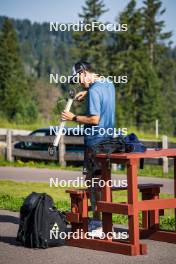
[66,212,81,223]
[141,140,162,148]
[12,135,84,144]
[66,238,143,256]
[169,142,176,148]
[64,136,84,144]
[145,158,174,166]
[138,183,163,190]
[127,158,140,248]
[0,135,6,141]
[12,149,57,160]
[97,201,134,215]
[12,135,54,143]
[140,229,176,243]
[66,189,87,196]
[65,152,84,161]
[138,198,176,211]
[96,148,176,160]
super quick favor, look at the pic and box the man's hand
[61,111,75,121]
[75,91,87,101]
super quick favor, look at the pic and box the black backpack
[90,133,146,155]
[89,133,146,169]
[16,192,67,248]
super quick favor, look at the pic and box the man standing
[61,61,115,231]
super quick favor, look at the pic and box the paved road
[0,166,174,194]
[0,210,176,264]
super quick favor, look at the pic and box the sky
[0,0,176,45]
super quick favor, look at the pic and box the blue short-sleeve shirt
[84,80,115,146]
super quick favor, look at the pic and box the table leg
[127,158,140,254]
[149,192,159,230]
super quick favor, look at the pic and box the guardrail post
[6,129,13,161]
[59,135,66,166]
[162,135,168,174]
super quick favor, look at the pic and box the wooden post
[59,135,66,166]
[155,119,159,139]
[6,129,13,161]
[111,163,117,171]
[162,135,168,174]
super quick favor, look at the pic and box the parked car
[14,126,84,164]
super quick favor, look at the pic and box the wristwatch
[72,115,78,122]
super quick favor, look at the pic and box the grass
[0,117,75,131]
[0,180,175,230]
[0,156,174,178]
[128,126,176,143]
[113,164,174,179]
[0,117,49,131]
[0,156,82,171]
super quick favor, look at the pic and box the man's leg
[91,187,101,220]
[83,148,102,221]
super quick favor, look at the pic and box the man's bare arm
[76,115,100,125]
[61,111,100,125]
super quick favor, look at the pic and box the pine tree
[142,0,175,134]
[0,18,37,122]
[72,0,108,74]
[109,0,144,127]
[142,0,172,64]
[109,0,162,130]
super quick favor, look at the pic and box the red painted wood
[140,229,176,243]
[141,188,160,229]
[96,148,176,159]
[101,160,113,235]
[97,201,134,215]
[127,158,140,252]
[66,238,145,256]
[138,198,176,210]
[66,212,80,223]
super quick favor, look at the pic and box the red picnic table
[66,148,176,256]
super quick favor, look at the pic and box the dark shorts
[83,147,102,178]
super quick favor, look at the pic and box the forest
[0,0,176,136]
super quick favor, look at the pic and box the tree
[72,0,108,74]
[142,0,175,134]
[0,18,38,123]
[109,0,162,130]
[142,0,172,64]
